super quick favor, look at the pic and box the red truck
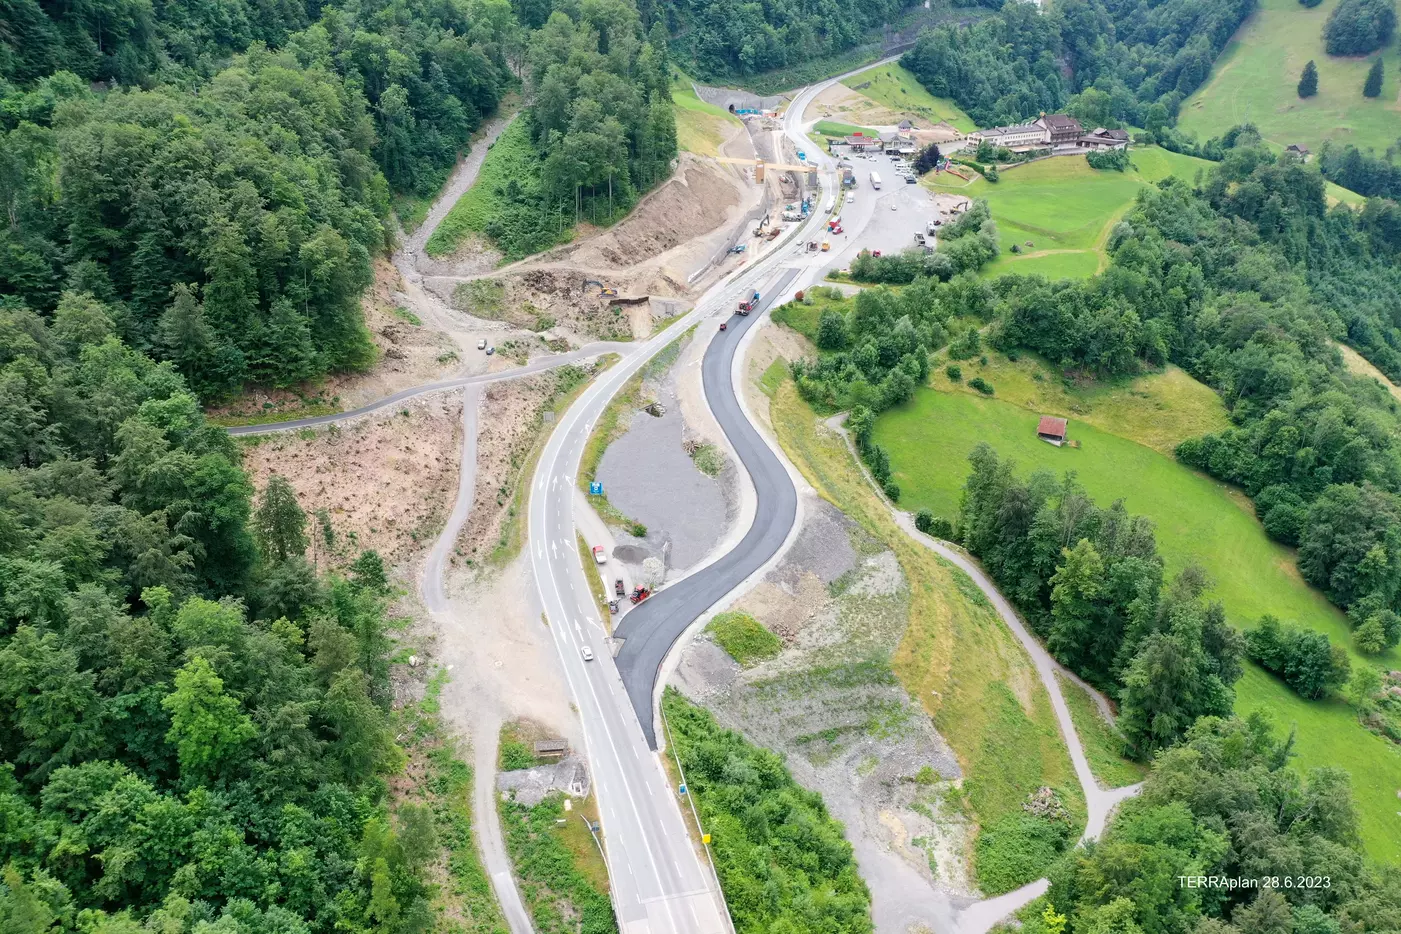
[736,291,761,315]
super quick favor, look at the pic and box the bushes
[969,377,995,395]
[946,364,963,381]
[1245,616,1351,699]
[707,612,782,666]
[1086,148,1130,172]
[1324,0,1397,55]
[975,810,1074,895]
[499,794,616,934]
[915,510,955,539]
[661,690,873,934]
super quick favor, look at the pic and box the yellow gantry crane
[715,157,818,182]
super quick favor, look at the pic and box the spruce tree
[1363,57,1384,97]
[255,473,309,563]
[1299,60,1319,97]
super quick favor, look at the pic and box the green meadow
[672,74,742,157]
[1178,0,1401,157]
[840,62,976,132]
[926,149,1216,277]
[872,383,1401,861]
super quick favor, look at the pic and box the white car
[846,193,855,203]
[477,338,487,350]
[890,203,898,211]
[581,646,595,662]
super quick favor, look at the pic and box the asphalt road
[523,68,859,934]
[225,341,631,436]
[612,265,801,747]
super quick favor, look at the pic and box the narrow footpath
[823,417,1141,934]
[419,385,535,934]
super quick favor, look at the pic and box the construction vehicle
[807,240,819,252]
[822,240,830,251]
[914,232,927,246]
[629,586,651,604]
[600,287,618,297]
[764,227,781,241]
[615,579,625,597]
[728,244,747,254]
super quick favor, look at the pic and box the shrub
[969,377,995,395]
[708,611,782,666]
[1086,148,1130,171]
[946,364,963,381]
[915,510,955,539]
[883,479,901,501]
[1363,57,1384,97]
[975,812,1073,895]
[1246,616,1351,699]
[500,738,536,771]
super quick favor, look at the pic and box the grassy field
[815,119,880,138]
[840,62,977,132]
[672,76,743,157]
[768,375,1087,879]
[1178,0,1401,157]
[707,611,782,666]
[1055,673,1148,789]
[931,350,1230,456]
[872,386,1401,861]
[426,118,567,258]
[924,148,1216,277]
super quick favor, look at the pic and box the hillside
[1179,0,1401,155]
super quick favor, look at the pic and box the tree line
[2,0,519,398]
[1033,715,1401,934]
[901,0,1256,133]
[0,295,433,929]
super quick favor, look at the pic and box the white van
[845,192,855,203]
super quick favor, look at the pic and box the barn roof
[1037,416,1068,437]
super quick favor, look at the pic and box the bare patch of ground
[671,496,976,931]
[239,390,463,569]
[1337,340,1401,403]
[458,368,579,565]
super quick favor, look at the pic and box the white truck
[870,171,882,190]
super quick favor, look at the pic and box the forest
[979,143,1401,657]
[654,0,919,78]
[1030,715,1401,934]
[1,0,518,397]
[0,293,426,929]
[901,0,1256,133]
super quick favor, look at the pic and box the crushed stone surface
[671,495,975,930]
[596,352,736,575]
[497,754,592,808]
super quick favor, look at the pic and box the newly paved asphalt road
[612,265,801,747]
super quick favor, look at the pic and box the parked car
[485,346,495,355]
[477,338,487,350]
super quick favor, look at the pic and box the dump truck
[736,290,761,315]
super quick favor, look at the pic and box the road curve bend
[612,269,801,747]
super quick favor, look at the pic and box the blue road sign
[589,481,603,495]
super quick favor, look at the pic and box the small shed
[1037,416,1068,445]
[533,738,569,759]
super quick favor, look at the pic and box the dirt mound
[569,156,741,268]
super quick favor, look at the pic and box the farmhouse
[1036,113,1084,146]
[1285,143,1312,162]
[1078,127,1130,150]
[1037,416,1068,445]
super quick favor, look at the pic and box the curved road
[613,267,801,746]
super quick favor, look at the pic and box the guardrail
[659,702,738,934]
